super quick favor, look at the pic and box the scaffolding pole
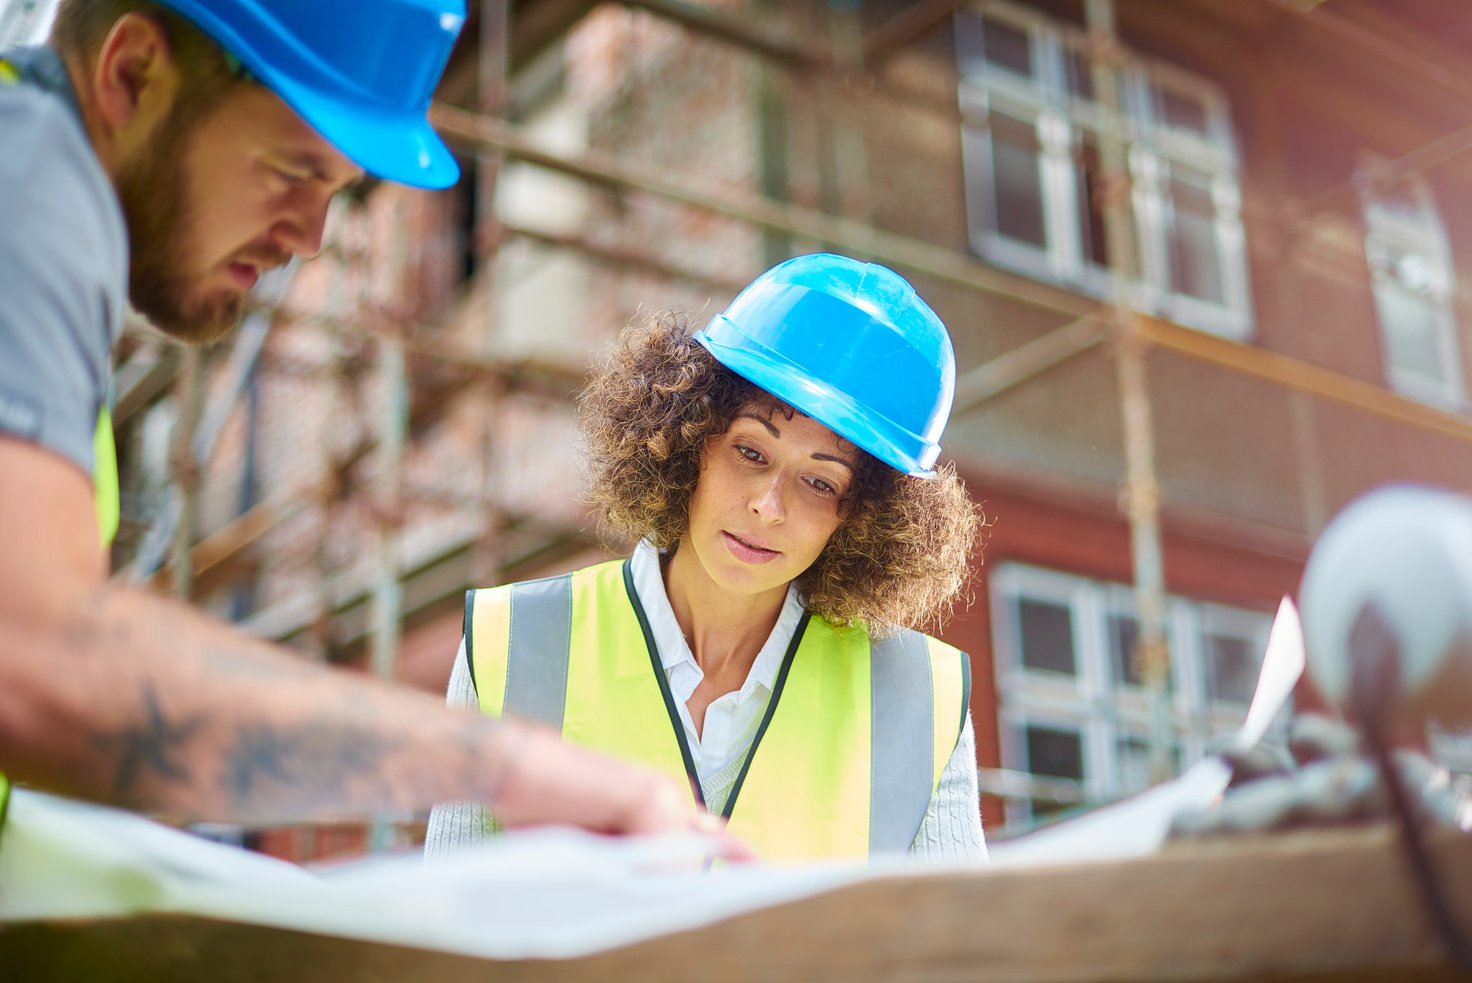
[128,266,295,585]
[1085,0,1172,784]
[366,195,411,854]
[167,349,205,600]
[369,327,407,684]
[471,0,510,588]
[428,103,1098,319]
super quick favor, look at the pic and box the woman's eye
[808,476,837,496]
[735,444,764,463]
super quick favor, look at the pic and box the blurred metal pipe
[619,0,822,67]
[1085,0,1172,784]
[1258,0,1472,104]
[862,0,963,69]
[126,264,297,582]
[470,0,509,589]
[167,348,204,600]
[1135,314,1472,446]
[501,222,749,294]
[952,314,1103,413]
[429,103,1099,321]
[1298,120,1472,221]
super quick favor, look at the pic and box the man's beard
[114,111,244,346]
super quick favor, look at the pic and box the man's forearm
[0,583,510,823]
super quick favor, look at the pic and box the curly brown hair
[580,311,983,635]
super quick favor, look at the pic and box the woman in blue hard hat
[427,254,986,862]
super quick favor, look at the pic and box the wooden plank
[3,823,1471,981]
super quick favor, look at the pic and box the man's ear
[91,13,177,136]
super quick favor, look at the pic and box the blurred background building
[7,0,1472,858]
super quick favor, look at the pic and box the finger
[691,811,759,863]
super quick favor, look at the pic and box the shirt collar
[629,539,804,695]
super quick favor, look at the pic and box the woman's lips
[722,530,779,564]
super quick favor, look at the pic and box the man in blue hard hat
[0,0,733,846]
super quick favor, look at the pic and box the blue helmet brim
[274,78,460,190]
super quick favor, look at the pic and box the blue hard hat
[157,0,465,190]
[695,254,956,478]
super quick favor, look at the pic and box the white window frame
[1428,725,1472,785]
[1359,157,1465,408]
[990,561,1276,825]
[956,0,1253,339]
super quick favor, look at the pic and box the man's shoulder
[0,74,126,478]
[0,75,126,333]
[0,76,84,158]
[0,80,116,225]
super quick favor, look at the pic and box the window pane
[1155,83,1210,141]
[1065,48,1095,101]
[982,17,1032,78]
[1111,612,1172,689]
[1205,632,1255,704]
[1370,182,1423,225]
[1377,280,1445,381]
[1075,134,1110,268]
[1109,613,1141,686]
[1118,736,1153,794]
[1118,735,1180,793]
[1024,723,1084,819]
[1391,247,1436,295]
[1018,598,1077,675]
[1168,169,1226,305]
[990,112,1047,247]
[1027,724,1084,780]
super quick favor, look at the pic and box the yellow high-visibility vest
[466,559,970,861]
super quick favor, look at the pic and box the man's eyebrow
[340,174,374,197]
[280,147,366,191]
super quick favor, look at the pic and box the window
[1427,725,1472,806]
[956,1,1252,337]
[991,563,1277,828]
[1360,161,1464,407]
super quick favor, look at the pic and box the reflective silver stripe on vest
[869,629,935,853]
[504,576,573,729]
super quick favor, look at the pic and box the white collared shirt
[629,539,806,782]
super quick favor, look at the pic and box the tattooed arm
[0,437,716,835]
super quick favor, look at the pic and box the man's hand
[492,721,755,860]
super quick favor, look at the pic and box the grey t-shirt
[0,46,126,478]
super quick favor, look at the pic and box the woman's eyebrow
[734,413,855,471]
[734,412,780,437]
[812,452,856,472]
